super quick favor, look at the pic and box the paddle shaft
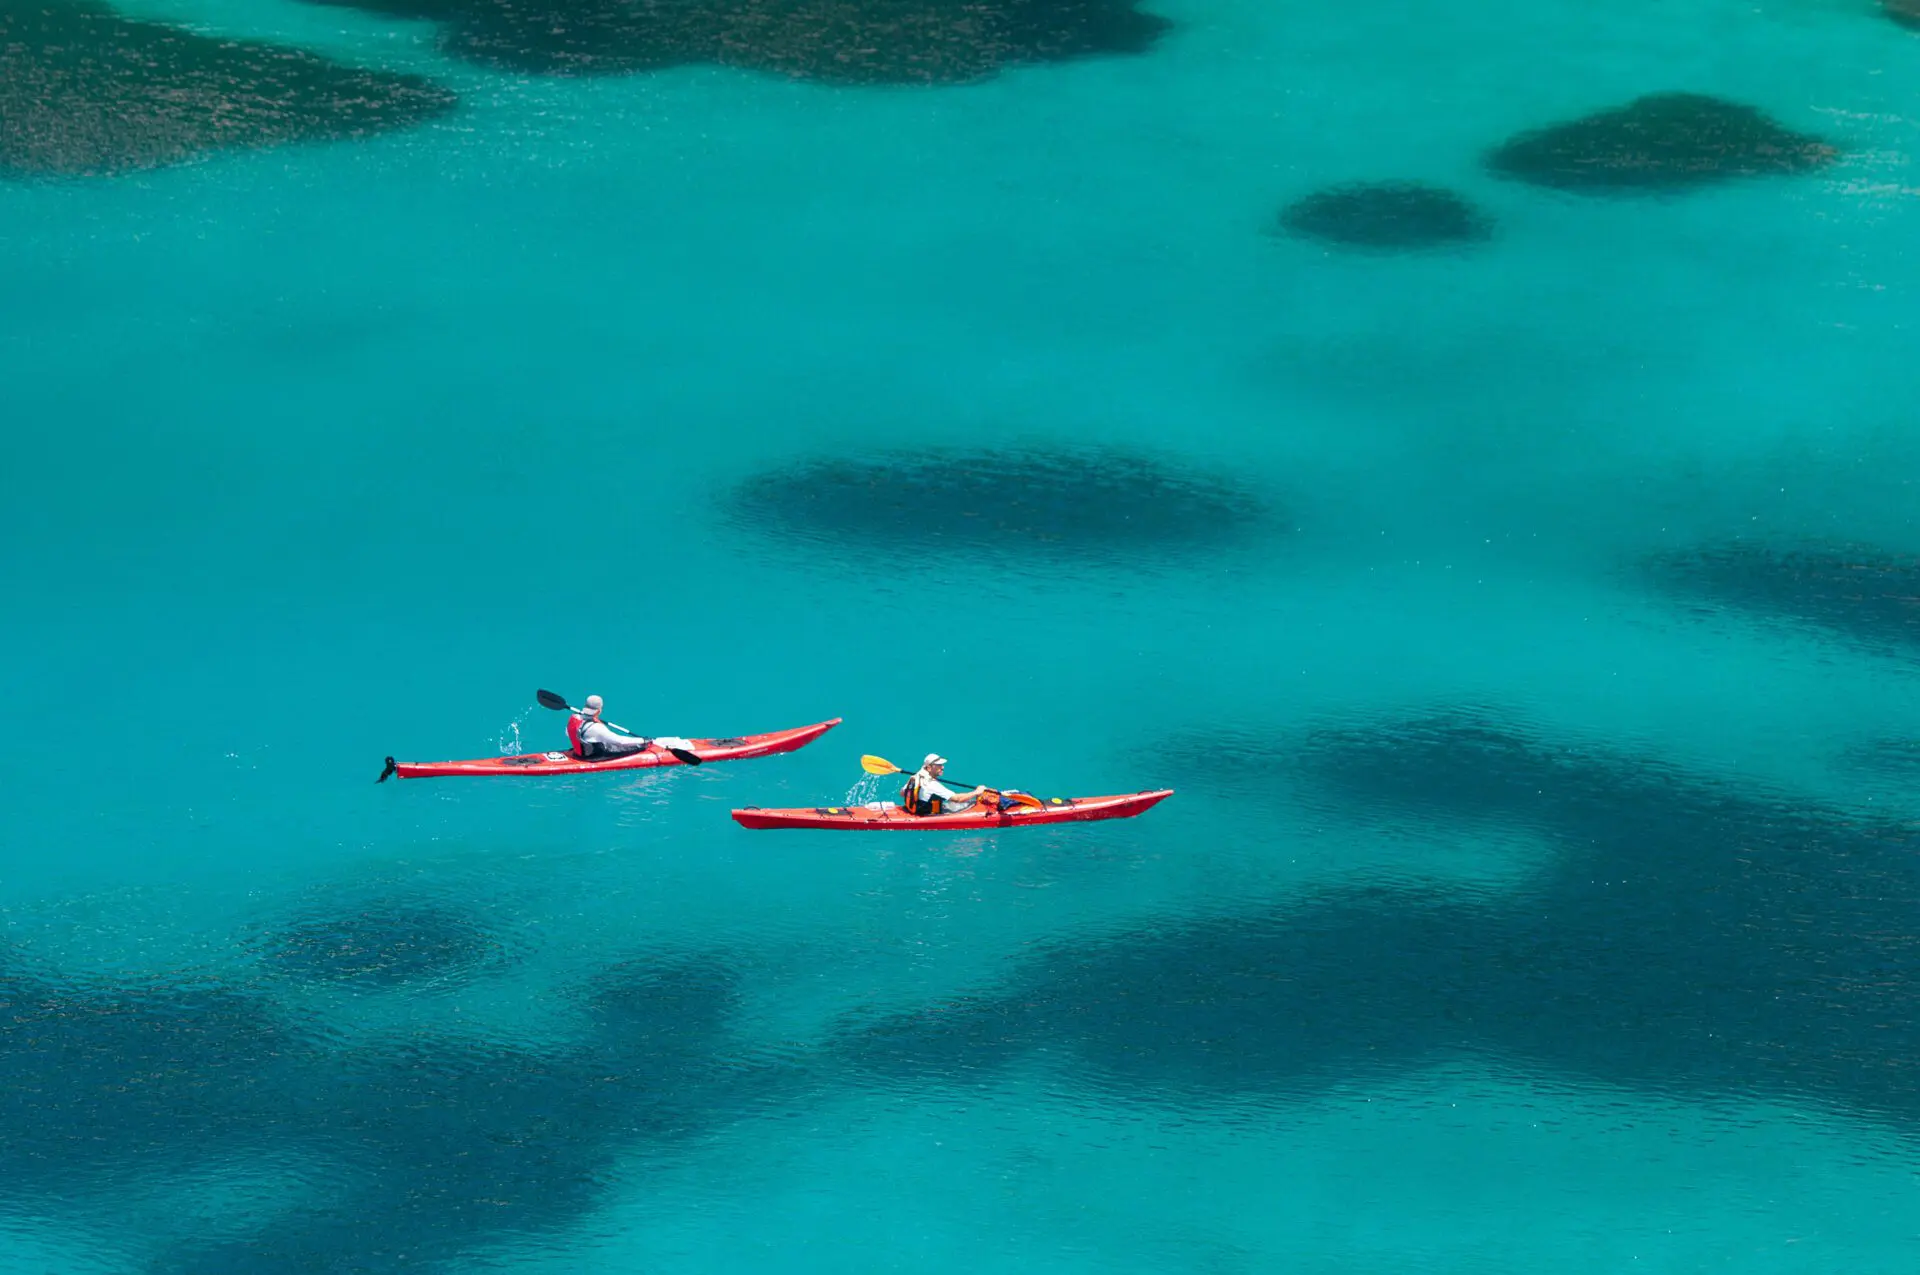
[537,688,637,733]
[890,765,986,792]
[862,754,1039,808]
[900,770,1036,808]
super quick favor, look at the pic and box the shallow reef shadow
[1274,181,1493,252]
[1484,92,1839,195]
[1642,538,1920,659]
[0,929,804,1272]
[722,444,1276,574]
[250,897,517,989]
[831,708,1920,1132]
[299,0,1170,84]
[1,1,457,179]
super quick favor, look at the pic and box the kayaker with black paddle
[539,690,703,766]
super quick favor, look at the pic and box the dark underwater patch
[0,1,458,179]
[1163,709,1594,835]
[0,941,778,1273]
[1838,735,1920,781]
[0,964,295,1196]
[149,1034,698,1274]
[153,955,770,1273]
[1645,540,1920,657]
[833,709,1920,1132]
[1885,0,1920,31]
[258,900,509,988]
[580,951,742,1049]
[300,0,1169,83]
[1484,92,1838,194]
[725,445,1271,567]
[1276,181,1492,252]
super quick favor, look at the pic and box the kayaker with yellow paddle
[861,753,1043,815]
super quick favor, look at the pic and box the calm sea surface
[4,0,1920,1270]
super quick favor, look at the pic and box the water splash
[844,774,890,806]
[495,704,537,756]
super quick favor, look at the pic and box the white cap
[584,695,603,715]
[923,753,947,767]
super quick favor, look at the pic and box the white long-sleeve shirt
[581,718,647,753]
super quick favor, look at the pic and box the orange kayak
[731,788,1173,831]
[381,718,841,780]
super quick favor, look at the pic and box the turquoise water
[6,0,1920,1269]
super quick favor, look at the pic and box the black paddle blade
[536,689,569,711]
[668,747,703,766]
[377,756,397,784]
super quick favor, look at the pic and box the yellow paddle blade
[860,754,903,776]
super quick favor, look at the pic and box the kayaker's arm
[927,778,988,811]
[917,776,968,802]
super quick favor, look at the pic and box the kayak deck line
[731,788,1173,831]
[379,717,841,781]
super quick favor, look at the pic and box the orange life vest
[901,775,942,816]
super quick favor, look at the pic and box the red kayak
[731,788,1173,831]
[381,718,841,780]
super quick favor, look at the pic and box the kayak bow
[380,718,840,781]
[731,788,1172,831]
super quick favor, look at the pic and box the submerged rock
[1885,0,1920,31]
[1276,181,1492,251]
[300,0,1169,83]
[0,0,457,179]
[1484,92,1838,194]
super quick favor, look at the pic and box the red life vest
[567,713,589,759]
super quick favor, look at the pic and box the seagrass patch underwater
[1483,92,1840,194]
[0,935,796,1273]
[297,0,1170,83]
[1643,539,1920,659]
[832,708,1920,1128]
[722,445,1275,572]
[0,0,457,178]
